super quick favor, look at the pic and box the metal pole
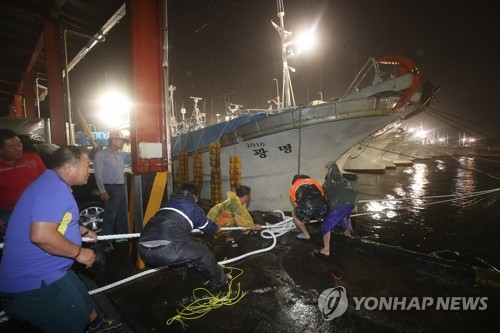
[276,0,294,108]
[63,30,105,145]
[163,0,174,198]
[273,78,280,108]
[35,77,40,118]
[63,30,74,145]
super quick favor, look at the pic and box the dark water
[349,155,500,269]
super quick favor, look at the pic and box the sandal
[227,239,238,248]
[312,249,330,258]
[295,233,311,242]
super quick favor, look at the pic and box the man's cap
[109,130,129,143]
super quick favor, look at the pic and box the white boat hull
[178,113,404,211]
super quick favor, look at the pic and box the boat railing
[342,57,378,98]
[219,95,410,147]
[241,108,281,115]
[342,57,406,99]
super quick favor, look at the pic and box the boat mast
[273,0,295,108]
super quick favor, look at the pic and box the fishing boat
[170,2,433,211]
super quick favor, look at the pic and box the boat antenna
[272,0,295,108]
[168,85,176,120]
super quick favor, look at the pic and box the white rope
[353,188,500,218]
[1,189,499,249]
[88,266,170,295]
[84,217,296,242]
[87,216,296,294]
[218,228,277,265]
[0,310,9,324]
[358,187,500,203]
[83,233,141,242]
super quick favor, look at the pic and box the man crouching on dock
[138,183,231,292]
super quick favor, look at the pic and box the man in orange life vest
[289,174,328,242]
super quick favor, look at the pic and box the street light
[295,29,316,55]
[97,90,131,128]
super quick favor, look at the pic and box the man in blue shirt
[0,146,121,333]
[139,183,230,292]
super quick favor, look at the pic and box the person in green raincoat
[207,185,262,248]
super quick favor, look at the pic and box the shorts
[321,204,355,236]
[294,203,328,224]
[0,270,93,333]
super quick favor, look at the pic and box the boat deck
[3,213,499,332]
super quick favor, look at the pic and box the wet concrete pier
[3,212,499,332]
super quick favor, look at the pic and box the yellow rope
[166,266,247,329]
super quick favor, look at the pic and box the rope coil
[87,217,295,295]
[166,266,247,329]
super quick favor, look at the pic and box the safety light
[98,91,131,127]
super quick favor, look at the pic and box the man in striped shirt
[93,131,129,251]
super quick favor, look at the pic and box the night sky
[69,0,500,141]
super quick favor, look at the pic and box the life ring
[378,56,421,109]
